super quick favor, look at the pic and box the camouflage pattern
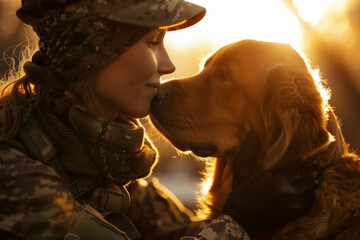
[68,104,158,184]
[0,145,129,239]
[195,215,251,240]
[31,0,206,35]
[15,0,206,83]
[126,179,251,240]
[0,145,75,239]
[0,142,249,239]
[16,0,206,33]
[36,18,150,82]
[126,178,211,240]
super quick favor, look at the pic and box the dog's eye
[213,69,230,82]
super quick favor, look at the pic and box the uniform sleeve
[127,178,251,240]
[182,215,251,240]
[127,178,210,240]
[0,146,128,240]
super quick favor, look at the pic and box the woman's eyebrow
[147,29,161,39]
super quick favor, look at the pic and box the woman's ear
[260,65,331,171]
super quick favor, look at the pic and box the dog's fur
[150,40,360,239]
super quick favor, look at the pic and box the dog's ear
[260,65,331,171]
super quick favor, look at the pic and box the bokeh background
[1,0,359,211]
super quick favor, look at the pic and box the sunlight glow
[292,47,332,114]
[196,158,216,219]
[163,0,305,81]
[163,0,353,82]
[293,0,349,27]
[199,161,214,196]
[166,0,303,50]
[292,0,353,50]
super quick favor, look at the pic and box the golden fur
[150,39,360,239]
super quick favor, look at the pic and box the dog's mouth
[150,115,218,157]
[189,143,218,157]
[150,115,189,150]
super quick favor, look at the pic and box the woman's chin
[123,107,151,119]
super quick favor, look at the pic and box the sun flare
[167,0,302,49]
[293,0,349,27]
[163,0,303,81]
[163,0,352,82]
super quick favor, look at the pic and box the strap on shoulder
[86,185,131,215]
[70,174,104,199]
[6,111,68,179]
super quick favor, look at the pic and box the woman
[0,0,315,239]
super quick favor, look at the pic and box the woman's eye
[148,41,161,46]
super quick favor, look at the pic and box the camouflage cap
[17,0,206,37]
[16,0,206,84]
[36,18,152,82]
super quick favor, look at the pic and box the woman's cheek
[133,49,159,81]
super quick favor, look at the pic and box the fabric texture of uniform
[0,143,248,239]
[0,145,129,239]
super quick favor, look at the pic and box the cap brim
[103,0,206,31]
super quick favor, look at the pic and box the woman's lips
[146,82,160,95]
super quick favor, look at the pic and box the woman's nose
[158,46,176,75]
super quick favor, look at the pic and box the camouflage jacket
[0,112,250,240]
[0,145,132,239]
[127,179,250,240]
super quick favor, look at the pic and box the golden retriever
[150,40,360,239]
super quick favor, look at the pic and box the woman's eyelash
[148,41,160,45]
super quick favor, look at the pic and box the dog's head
[151,40,332,171]
[151,40,360,239]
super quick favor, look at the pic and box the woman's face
[93,29,175,119]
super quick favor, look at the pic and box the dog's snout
[155,85,170,101]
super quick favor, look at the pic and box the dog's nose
[155,85,170,101]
